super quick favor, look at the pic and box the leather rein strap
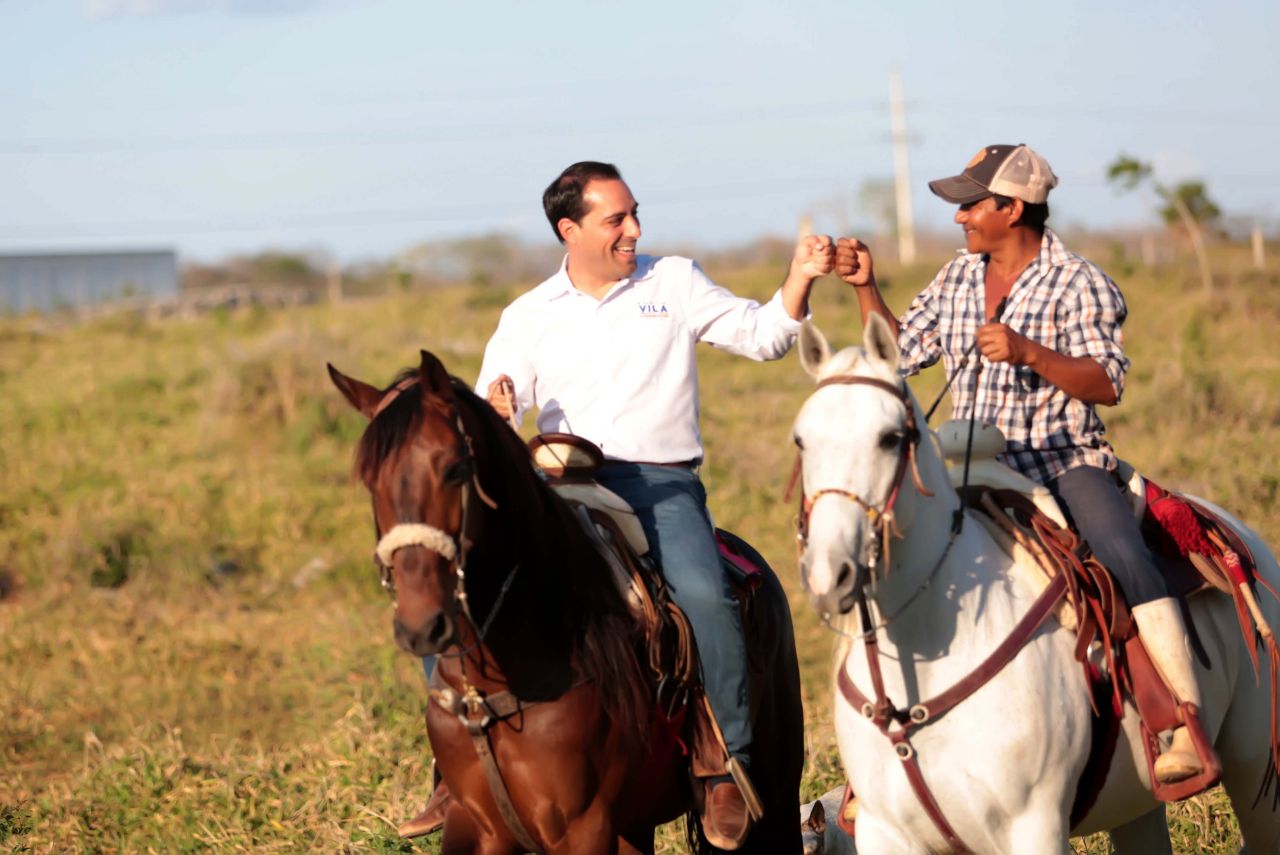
[839,572,1068,853]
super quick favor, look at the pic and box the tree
[1107,155,1220,294]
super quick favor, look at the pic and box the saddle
[937,420,1280,812]
[527,432,766,820]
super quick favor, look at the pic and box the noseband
[791,374,932,572]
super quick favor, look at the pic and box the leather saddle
[526,432,765,819]
[936,420,1276,808]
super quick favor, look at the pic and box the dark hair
[993,194,1050,233]
[543,161,623,243]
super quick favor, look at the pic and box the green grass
[2,243,1277,852]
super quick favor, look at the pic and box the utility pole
[890,69,917,266]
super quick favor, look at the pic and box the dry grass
[2,242,1277,852]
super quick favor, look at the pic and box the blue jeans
[1046,465,1168,606]
[594,462,752,761]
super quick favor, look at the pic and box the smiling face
[954,195,1021,255]
[560,177,641,291]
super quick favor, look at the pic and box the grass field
[2,241,1278,853]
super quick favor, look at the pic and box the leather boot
[702,777,752,850]
[1132,597,1212,784]
[397,762,451,839]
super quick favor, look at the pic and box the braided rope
[375,523,457,566]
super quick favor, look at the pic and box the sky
[1,0,1277,264]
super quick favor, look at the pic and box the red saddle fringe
[1143,478,1280,803]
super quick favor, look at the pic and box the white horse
[792,314,1280,854]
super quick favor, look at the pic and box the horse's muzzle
[394,611,455,656]
[808,558,862,618]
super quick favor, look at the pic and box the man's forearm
[780,267,814,320]
[1026,345,1118,405]
[853,281,900,336]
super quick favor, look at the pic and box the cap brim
[928,175,992,205]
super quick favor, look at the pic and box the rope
[375,523,457,566]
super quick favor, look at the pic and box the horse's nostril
[836,561,853,590]
[426,613,451,645]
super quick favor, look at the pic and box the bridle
[367,377,514,651]
[790,373,933,577]
[794,370,1071,854]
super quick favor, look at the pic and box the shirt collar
[959,227,1068,275]
[543,254,657,301]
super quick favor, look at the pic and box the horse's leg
[1215,660,1280,854]
[855,812,926,854]
[440,805,525,855]
[1107,805,1172,855]
[1004,811,1073,855]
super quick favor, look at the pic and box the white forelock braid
[375,523,458,567]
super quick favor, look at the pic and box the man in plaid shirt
[834,143,1214,786]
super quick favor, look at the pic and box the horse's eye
[879,430,904,451]
[443,458,473,485]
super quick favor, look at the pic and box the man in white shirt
[475,161,833,849]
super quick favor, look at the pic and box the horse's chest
[834,632,1090,832]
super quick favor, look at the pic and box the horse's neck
[865,427,1031,663]
[462,504,581,695]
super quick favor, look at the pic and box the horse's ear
[864,312,900,374]
[804,799,826,833]
[799,320,832,378]
[327,363,381,419]
[419,350,455,401]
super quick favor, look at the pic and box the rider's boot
[397,760,451,839]
[689,694,760,850]
[1132,597,1214,784]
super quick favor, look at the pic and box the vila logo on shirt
[638,302,669,317]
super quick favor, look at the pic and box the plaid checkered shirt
[898,228,1130,484]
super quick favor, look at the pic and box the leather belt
[613,459,700,470]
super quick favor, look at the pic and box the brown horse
[329,350,804,854]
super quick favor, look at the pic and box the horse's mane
[356,369,650,740]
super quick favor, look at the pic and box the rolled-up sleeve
[897,268,947,377]
[1061,266,1129,403]
[685,261,803,361]
[475,306,537,427]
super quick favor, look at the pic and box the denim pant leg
[596,463,752,761]
[1046,465,1168,606]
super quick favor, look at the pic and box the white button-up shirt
[476,254,803,464]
